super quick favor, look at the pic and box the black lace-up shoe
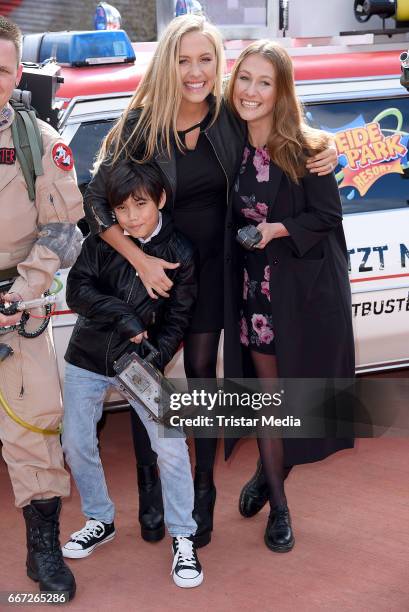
[171,536,203,588]
[264,505,295,553]
[239,460,269,518]
[62,519,115,558]
[23,497,76,601]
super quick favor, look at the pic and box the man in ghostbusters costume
[0,16,83,601]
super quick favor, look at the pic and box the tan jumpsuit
[0,103,83,507]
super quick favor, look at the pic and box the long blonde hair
[226,40,329,183]
[97,15,225,168]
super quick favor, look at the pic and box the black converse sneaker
[171,536,203,588]
[62,519,115,559]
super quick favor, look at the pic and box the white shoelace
[171,537,197,573]
[70,520,105,543]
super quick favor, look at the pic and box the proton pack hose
[0,387,61,435]
[0,342,61,435]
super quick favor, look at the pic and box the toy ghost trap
[113,340,175,423]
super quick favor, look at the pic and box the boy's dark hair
[106,161,165,209]
[0,15,22,66]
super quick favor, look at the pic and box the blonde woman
[84,15,337,548]
[223,41,354,551]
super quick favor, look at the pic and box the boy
[61,161,203,588]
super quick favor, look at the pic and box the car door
[304,89,409,372]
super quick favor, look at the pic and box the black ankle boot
[238,460,269,518]
[192,470,216,548]
[23,497,76,601]
[264,504,295,553]
[137,463,165,542]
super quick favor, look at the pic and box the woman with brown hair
[223,41,354,552]
[84,16,338,548]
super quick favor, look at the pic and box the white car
[51,81,409,385]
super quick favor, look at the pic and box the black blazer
[223,163,355,463]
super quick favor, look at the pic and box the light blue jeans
[62,362,197,537]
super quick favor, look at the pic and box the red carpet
[0,411,408,611]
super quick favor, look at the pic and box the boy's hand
[137,254,180,300]
[130,330,148,344]
[306,141,338,176]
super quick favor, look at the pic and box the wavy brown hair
[96,15,224,170]
[226,40,329,183]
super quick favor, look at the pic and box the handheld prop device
[114,340,175,423]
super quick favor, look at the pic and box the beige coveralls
[0,103,83,507]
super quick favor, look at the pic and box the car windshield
[69,119,115,193]
[305,97,409,215]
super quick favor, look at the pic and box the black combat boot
[23,497,76,601]
[264,504,295,553]
[238,460,269,518]
[192,470,216,548]
[137,463,165,542]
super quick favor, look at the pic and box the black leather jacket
[64,213,197,376]
[84,96,247,235]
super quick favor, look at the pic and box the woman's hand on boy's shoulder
[137,254,180,299]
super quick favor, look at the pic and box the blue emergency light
[35,30,135,67]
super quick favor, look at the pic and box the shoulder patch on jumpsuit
[51,142,74,172]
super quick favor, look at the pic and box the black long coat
[223,162,355,464]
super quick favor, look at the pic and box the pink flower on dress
[251,313,267,334]
[242,208,265,223]
[264,265,270,281]
[240,317,249,346]
[255,202,268,218]
[259,326,274,344]
[243,268,249,300]
[253,147,270,182]
[261,280,270,301]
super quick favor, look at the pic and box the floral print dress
[232,143,276,355]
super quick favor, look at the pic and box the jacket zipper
[204,131,230,206]
[104,263,139,376]
[155,154,175,208]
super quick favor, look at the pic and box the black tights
[184,331,221,473]
[251,350,292,509]
[130,331,221,472]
